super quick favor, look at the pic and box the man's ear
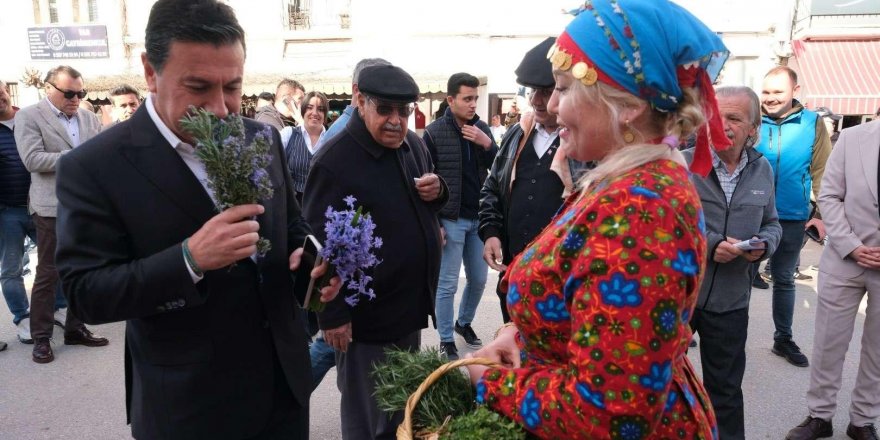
[142,52,158,94]
[446,95,454,106]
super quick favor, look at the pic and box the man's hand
[713,238,744,263]
[849,246,880,270]
[805,218,826,242]
[289,248,342,303]
[324,323,352,352]
[483,237,507,271]
[188,204,263,271]
[415,173,442,201]
[461,125,492,150]
[742,235,766,262]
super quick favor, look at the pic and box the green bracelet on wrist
[182,238,204,276]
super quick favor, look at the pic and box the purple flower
[320,196,383,306]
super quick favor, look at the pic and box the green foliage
[441,406,526,440]
[372,348,474,431]
[179,107,275,255]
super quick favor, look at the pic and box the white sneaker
[54,309,67,329]
[17,318,33,344]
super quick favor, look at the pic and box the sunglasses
[368,96,415,118]
[49,82,87,100]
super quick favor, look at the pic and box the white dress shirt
[533,123,560,158]
[46,100,81,147]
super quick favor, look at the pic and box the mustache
[382,122,402,132]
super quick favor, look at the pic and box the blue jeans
[309,335,336,392]
[436,217,488,343]
[0,206,37,324]
[770,220,807,342]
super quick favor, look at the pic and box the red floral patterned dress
[477,159,717,439]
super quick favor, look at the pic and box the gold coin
[559,54,572,71]
[572,62,588,79]
[581,67,598,85]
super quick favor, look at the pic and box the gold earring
[623,120,635,144]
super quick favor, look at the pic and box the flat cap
[358,65,420,102]
[815,106,842,121]
[515,37,556,89]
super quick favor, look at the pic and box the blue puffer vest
[755,105,818,221]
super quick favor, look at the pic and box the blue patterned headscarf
[549,0,731,175]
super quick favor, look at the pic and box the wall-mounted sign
[28,25,109,59]
[811,0,880,16]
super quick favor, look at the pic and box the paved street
[0,240,870,439]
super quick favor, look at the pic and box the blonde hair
[568,77,706,191]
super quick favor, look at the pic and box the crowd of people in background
[2,0,880,439]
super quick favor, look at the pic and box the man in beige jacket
[15,65,108,364]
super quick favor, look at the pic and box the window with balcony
[287,0,351,31]
[48,0,59,23]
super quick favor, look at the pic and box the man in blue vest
[424,72,498,360]
[755,66,832,367]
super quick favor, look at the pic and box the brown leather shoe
[64,327,109,347]
[847,423,879,440]
[787,416,833,440]
[32,338,54,363]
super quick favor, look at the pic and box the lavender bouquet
[179,108,274,256]
[311,195,382,311]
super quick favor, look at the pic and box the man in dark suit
[55,1,338,439]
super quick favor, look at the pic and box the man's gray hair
[352,58,390,84]
[716,86,762,146]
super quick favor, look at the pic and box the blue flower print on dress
[664,390,678,413]
[599,273,642,307]
[629,186,660,199]
[521,246,536,264]
[555,208,577,226]
[507,283,521,305]
[610,415,649,440]
[697,208,707,235]
[563,275,583,301]
[671,249,699,276]
[562,230,587,254]
[475,379,487,404]
[519,389,542,429]
[576,382,606,409]
[536,294,570,322]
[639,360,672,392]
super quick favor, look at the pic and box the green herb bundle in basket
[372,348,526,440]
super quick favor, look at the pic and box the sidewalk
[0,240,868,439]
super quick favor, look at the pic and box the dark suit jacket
[55,107,312,439]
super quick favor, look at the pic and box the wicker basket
[396,357,500,440]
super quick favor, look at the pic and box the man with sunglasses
[479,38,591,323]
[424,72,498,361]
[303,64,448,440]
[14,65,106,364]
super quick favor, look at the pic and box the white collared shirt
[533,123,560,158]
[280,124,326,155]
[47,100,81,147]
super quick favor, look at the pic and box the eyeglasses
[527,88,553,100]
[48,82,87,100]
[367,96,415,118]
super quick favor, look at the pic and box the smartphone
[733,237,768,251]
[805,225,822,243]
[293,235,323,307]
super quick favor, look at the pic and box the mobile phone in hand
[293,235,323,307]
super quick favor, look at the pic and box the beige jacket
[14,99,101,216]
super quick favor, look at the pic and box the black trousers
[690,307,749,440]
[248,349,309,439]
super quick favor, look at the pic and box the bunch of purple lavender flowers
[320,195,383,307]
[180,107,274,255]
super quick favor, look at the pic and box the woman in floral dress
[465,1,733,438]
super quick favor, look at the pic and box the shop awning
[790,39,880,115]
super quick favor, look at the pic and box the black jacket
[479,117,590,256]
[303,110,448,342]
[55,108,312,439]
[424,108,497,220]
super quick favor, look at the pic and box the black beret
[515,37,556,89]
[357,65,420,102]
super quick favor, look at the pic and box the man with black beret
[479,37,591,322]
[303,64,448,439]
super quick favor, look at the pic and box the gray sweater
[683,147,782,313]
